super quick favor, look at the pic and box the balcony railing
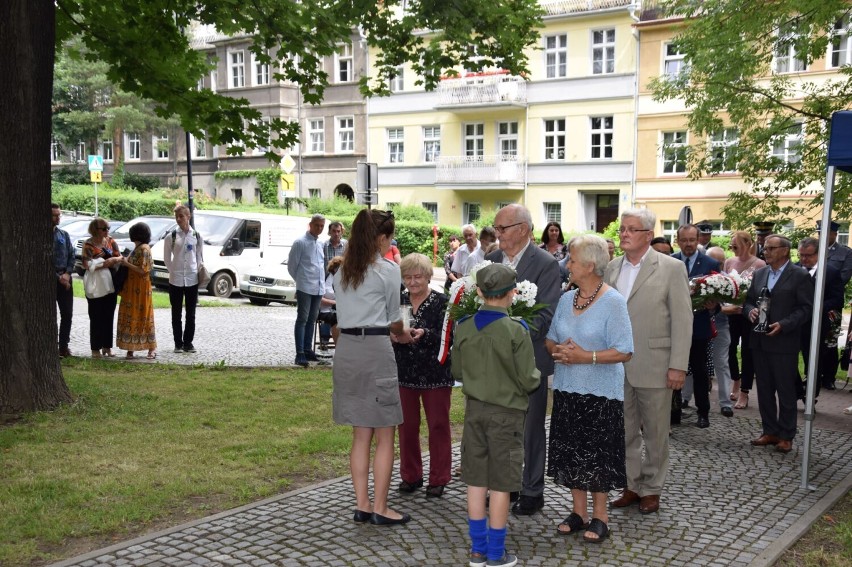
[436,74,527,108]
[436,155,526,185]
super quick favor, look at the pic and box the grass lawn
[0,359,467,566]
[72,284,229,308]
[777,491,852,566]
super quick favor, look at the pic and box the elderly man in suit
[605,208,693,515]
[672,224,720,428]
[485,204,561,516]
[744,235,813,454]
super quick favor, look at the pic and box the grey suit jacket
[486,244,561,377]
[743,263,813,353]
[604,249,693,388]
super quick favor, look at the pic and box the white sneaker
[843,405,852,415]
[486,554,517,567]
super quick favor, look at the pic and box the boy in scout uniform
[452,263,540,567]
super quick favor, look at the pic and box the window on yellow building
[590,116,613,159]
[592,29,615,75]
[830,16,852,68]
[545,34,567,78]
[661,131,687,174]
[710,128,739,173]
[544,119,566,160]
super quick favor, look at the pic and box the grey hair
[399,253,432,280]
[706,246,726,264]
[310,213,326,222]
[798,237,819,251]
[767,234,792,250]
[568,234,611,277]
[461,223,477,234]
[621,207,656,231]
[499,203,533,232]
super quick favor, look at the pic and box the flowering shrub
[690,270,751,311]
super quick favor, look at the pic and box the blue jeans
[294,290,322,354]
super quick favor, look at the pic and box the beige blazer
[604,249,693,388]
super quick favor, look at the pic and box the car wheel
[248,298,270,306]
[210,272,234,298]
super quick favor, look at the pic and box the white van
[150,210,308,297]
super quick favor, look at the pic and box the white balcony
[436,74,527,111]
[435,155,526,187]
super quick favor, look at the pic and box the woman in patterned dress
[546,234,633,543]
[393,253,454,498]
[116,222,157,359]
[539,221,569,260]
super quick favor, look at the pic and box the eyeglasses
[763,245,786,252]
[798,251,817,258]
[97,226,109,231]
[618,226,651,235]
[402,274,426,282]
[494,222,524,234]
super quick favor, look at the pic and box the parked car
[74,216,175,276]
[238,259,297,306]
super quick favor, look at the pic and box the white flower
[468,260,493,284]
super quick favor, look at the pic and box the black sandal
[583,518,610,543]
[557,512,589,535]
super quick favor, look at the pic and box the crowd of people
[53,201,852,566]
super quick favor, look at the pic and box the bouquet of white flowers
[437,261,547,363]
[689,270,750,311]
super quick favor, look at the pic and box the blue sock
[468,518,487,555]
[487,526,507,561]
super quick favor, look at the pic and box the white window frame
[126,132,141,161]
[51,138,62,163]
[661,130,688,174]
[387,127,404,164]
[389,65,404,92]
[209,69,218,93]
[71,141,86,163]
[252,52,270,86]
[498,121,519,157]
[335,43,353,83]
[252,118,271,156]
[591,28,615,75]
[770,122,803,164]
[463,202,482,225]
[829,16,852,68]
[191,133,207,159]
[335,116,354,153]
[544,118,566,161]
[422,202,438,223]
[663,42,686,79]
[153,132,169,160]
[773,23,807,73]
[307,118,325,154]
[100,138,113,162]
[229,50,245,88]
[309,188,321,199]
[543,202,562,224]
[544,34,568,79]
[423,126,441,163]
[710,127,739,173]
[590,116,613,160]
[464,123,484,158]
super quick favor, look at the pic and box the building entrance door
[596,194,619,232]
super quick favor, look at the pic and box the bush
[51,166,90,185]
[122,171,160,192]
[52,183,184,221]
[389,203,435,223]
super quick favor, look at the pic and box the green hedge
[52,184,186,221]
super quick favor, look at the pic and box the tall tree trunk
[0,0,73,414]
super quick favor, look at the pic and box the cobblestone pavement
[54,275,852,567]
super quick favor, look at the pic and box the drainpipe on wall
[629,2,641,211]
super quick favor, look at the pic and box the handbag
[83,258,114,299]
[198,264,211,288]
[111,264,129,294]
[841,337,851,372]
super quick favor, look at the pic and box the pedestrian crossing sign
[87,155,104,172]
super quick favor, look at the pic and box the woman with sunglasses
[332,209,418,526]
[81,218,122,358]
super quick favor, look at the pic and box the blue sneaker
[486,554,517,567]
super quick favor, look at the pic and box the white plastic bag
[83,257,114,299]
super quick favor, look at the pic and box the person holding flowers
[546,234,633,543]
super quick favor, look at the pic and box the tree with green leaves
[649,0,852,231]
[0,0,543,414]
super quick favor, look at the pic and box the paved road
[52,270,852,567]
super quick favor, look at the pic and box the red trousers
[398,386,453,487]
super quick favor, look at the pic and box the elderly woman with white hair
[546,234,633,544]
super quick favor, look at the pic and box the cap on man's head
[476,264,517,297]
[816,220,841,232]
[753,221,775,236]
[697,223,713,235]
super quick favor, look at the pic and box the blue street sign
[87,155,104,172]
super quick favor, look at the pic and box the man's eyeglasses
[617,226,651,235]
[763,245,787,252]
[494,222,524,234]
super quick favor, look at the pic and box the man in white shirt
[451,224,479,277]
[288,214,326,367]
[164,205,204,353]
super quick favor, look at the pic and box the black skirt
[547,390,626,493]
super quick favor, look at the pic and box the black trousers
[87,293,117,350]
[169,284,198,348]
[56,278,74,349]
[689,338,711,417]
[729,314,756,390]
[753,349,798,441]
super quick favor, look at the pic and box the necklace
[573,280,604,310]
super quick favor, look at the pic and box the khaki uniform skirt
[332,334,403,428]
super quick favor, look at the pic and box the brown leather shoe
[775,440,793,453]
[611,489,640,508]
[639,494,660,514]
[751,434,781,446]
[59,347,72,358]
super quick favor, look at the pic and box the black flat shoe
[370,512,411,526]
[398,479,423,493]
[425,484,445,498]
[353,510,371,523]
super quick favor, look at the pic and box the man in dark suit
[486,204,561,516]
[672,224,720,428]
[744,235,813,454]
[797,237,844,398]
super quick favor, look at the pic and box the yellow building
[366,0,642,233]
